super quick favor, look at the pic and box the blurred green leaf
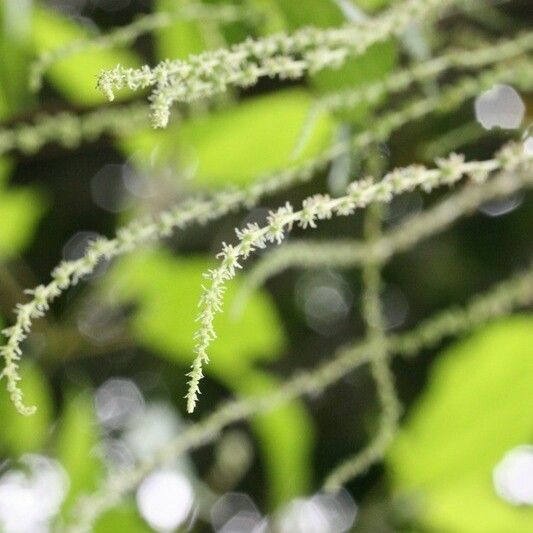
[156,0,254,63]
[355,0,393,11]
[0,1,39,263]
[94,503,151,533]
[0,362,52,456]
[247,0,288,34]
[107,249,284,375]
[272,0,392,28]
[310,40,398,126]
[29,5,140,105]
[106,249,313,505]
[272,0,342,29]
[388,316,533,532]
[0,183,47,258]
[55,391,103,517]
[122,88,335,188]
[155,0,209,60]
[0,0,34,115]
[270,0,397,120]
[311,39,398,97]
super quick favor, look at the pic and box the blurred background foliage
[0,0,531,532]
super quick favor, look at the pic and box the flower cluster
[322,31,533,115]
[0,195,230,416]
[2,56,531,416]
[2,1,532,527]
[293,32,533,157]
[295,59,532,188]
[29,2,259,91]
[232,159,533,319]
[186,142,532,412]
[0,168,329,416]
[97,0,457,127]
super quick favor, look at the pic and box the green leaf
[248,0,288,34]
[55,391,104,517]
[94,503,151,533]
[106,249,313,505]
[272,0,393,28]
[310,40,398,125]
[387,316,533,532]
[0,184,47,258]
[29,5,140,105]
[121,88,335,188]
[0,362,52,456]
[155,0,253,63]
[272,0,343,29]
[311,40,398,97]
[0,158,47,260]
[270,0,398,120]
[107,249,285,375]
[354,0,393,11]
[0,1,34,116]
[154,0,209,60]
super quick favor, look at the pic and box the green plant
[0,1,531,530]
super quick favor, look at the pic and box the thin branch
[97,0,462,127]
[188,142,531,413]
[232,164,533,315]
[323,205,400,490]
[4,58,527,417]
[29,3,260,91]
[283,59,533,193]
[292,31,533,158]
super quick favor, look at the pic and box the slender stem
[232,165,533,314]
[323,204,401,491]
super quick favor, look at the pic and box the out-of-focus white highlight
[218,513,266,533]
[63,231,108,279]
[493,445,533,506]
[277,489,357,533]
[211,492,262,532]
[123,402,182,460]
[296,271,352,336]
[136,470,194,531]
[474,84,525,130]
[479,193,524,218]
[0,455,69,533]
[91,163,134,213]
[523,136,533,156]
[95,378,145,431]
